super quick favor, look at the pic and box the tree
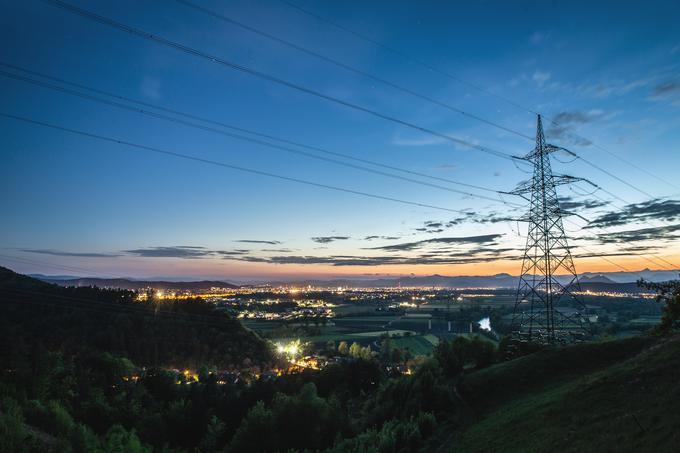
[229,402,277,452]
[338,341,349,355]
[102,425,150,453]
[0,399,30,453]
[200,416,226,452]
[469,336,496,369]
[639,278,680,333]
[433,340,463,377]
[229,384,340,452]
[349,342,363,358]
[380,338,393,363]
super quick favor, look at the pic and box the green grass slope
[449,335,680,452]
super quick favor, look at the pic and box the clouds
[649,80,680,106]
[391,132,479,150]
[391,135,446,147]
[123,246,249,258]
[587,199,680,228]
[415,221,446,233]
[311,236,350,244]
[218,234,512,267]
[366,234,503,252]
[558,196,609,212]
[546,110,608,145]
[17,233,516,269]
[21,249,121,258]
[593,224,680,245]
[235,239,282,245]
[651,81,680,98]
[532,70,551,87]
[229,249,516,267]
[529,31,549,45]
[413,212,515,233]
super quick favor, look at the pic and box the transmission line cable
[0,112,476,215]
[0,62,510,197]
[174,0,534,142]
[277,0,540,116]
[0,253,127,279]
[39,0,522,164]
[0,68,521,207]
[279,0,680,192]
[41,0,665,201]
[22,1,680,272]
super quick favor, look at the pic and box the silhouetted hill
[0,266,269,368]
[577,281,649,293]
[0,266,55,290]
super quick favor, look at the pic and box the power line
[174,0,534,142]
[4,235,668,298]
[0,253,127,279]
[584,190,680,266]
[21,0,679,276]
[565,150,655,199]
[0,112,475,215]
[8,79,665,273]
[562,185,678,270]
[563,217,679,271]
[0,67,522,207]
[277,0,541,117]
[573,246,642,277]
[40,0,666,203]
[278,0,678,196]
[1,62,510,197]
[553,128,680,192]
[508,218,650,278]
[40,0,522,164]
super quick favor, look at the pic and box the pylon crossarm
[553,174,599,191]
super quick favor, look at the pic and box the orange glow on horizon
[70,253,680,280]
[10,250,679,281]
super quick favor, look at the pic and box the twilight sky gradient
[2,0,680,281]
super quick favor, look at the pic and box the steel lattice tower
[511,115,588,344]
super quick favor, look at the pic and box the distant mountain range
[267,271,674,289]
[31,269,678,292]
[37,277,239,291]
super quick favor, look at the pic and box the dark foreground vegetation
[1,266,679,452]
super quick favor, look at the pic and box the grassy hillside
[444,335,680,452]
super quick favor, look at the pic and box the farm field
[391,334,440,356]
[303,328,417,345]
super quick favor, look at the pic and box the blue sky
[1,0,680,281]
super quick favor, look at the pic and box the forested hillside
[0,266,271,369]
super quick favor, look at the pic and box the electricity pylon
[510,115,589,344]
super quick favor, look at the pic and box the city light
[274,339,303,360]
